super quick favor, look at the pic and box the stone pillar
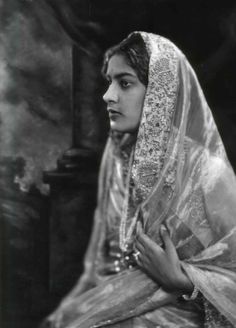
[43,43,106,304]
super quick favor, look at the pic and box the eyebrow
[106,72,137,79]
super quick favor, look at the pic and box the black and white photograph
[1,1,236,327]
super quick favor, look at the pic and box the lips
[107,108,122,115]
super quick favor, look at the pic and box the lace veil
[47,32,236,328]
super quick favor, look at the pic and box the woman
[45,32,236,327]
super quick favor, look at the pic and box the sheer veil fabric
[47,32,236,328]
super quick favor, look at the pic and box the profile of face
[103,54,146,133]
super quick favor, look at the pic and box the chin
[110,123,123,132]
[110,121,138,134]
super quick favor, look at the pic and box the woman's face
[103,54,146,133]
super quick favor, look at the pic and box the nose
[103,83,118,104]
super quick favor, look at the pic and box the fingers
[134,223,150,267]
[137,226,161,252]
[135,222,163,269]
[134,223,182,290]
[136,221,143,236]
[135,222,148,250]
[135,223,177,261]
[160,225,172,249]
[136,222,153,246]
[136,221,165,252]
[134,248,149,269]
[160,225,179,261]
[135,239,145,253]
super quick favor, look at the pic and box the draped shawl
[47,32,236,328]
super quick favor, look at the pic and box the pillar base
[43,147,99,302]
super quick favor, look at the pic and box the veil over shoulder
[46,32,236,328]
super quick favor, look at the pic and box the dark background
[1,0,236,327]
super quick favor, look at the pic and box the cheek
[134,92,145,118]
[134,102,143,122]
[128,99,143,129]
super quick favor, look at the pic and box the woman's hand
[135,222,193,294]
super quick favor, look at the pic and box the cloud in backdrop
[1,0,236,196]
[0,0,72,194]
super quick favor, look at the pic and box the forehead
[106,54,137,78]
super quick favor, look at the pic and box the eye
[106,78,111,86]
[120,79,131,89]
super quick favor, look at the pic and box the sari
[46,32,236,328]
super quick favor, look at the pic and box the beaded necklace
[118,147,139,253]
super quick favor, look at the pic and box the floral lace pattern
[204,299,234,328]
[46,31,236,328]
[131,32,179,199]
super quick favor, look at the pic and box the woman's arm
[135,222,194,295]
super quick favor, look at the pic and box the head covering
[132,32,179,200]
[47,32,236,328]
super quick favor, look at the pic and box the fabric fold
[46,32,236,328]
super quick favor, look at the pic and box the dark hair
[102,33,149,86]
